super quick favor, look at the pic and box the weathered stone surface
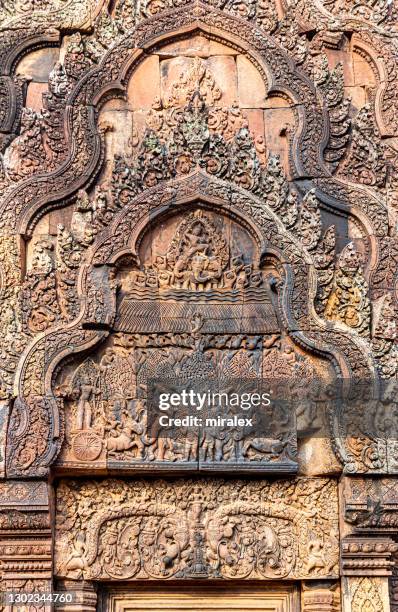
[128,55,161,110]
[237,55,268,108]
[55,477,339,581]
[0,0,396,608]
[342,577,390,612]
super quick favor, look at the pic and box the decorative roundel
[72,430,102,462]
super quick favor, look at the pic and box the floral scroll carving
[55,477,339,581]
[351,577,385,612]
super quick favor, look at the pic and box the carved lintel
[56,580,97,612]
[341,537,398,576]
[55,477,340,582]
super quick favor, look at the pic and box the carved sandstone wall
[0,0,397,610]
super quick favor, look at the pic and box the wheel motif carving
[71,431,102,462]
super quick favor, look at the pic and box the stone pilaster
[341,577,390,612]
[0,399,10,478]
[390,570,398,612]
[0,480,52,611]
[340,536,397,612]
[56,580,97,612]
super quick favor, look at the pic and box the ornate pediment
[1,0,398,608]
[116,208,276,334]
[54,203,311,473]
[0,0,398,612]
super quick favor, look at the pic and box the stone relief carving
[56,205,324,472]
[343,478,398,530]
[57,334,307,470]
[0,479,52,598]
[55,477,339,581]
[350,577,385,612]
[324,242,370,337]
[0,0,396,606]
[372,295,398,379]
[5,161,384,476]
[391,553,398,612]
[125,209,264,292]
[0,235,27,398]
[3,37,360,478]
[310,58,351,174]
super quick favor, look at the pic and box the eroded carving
[324,242,370,337]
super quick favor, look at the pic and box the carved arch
[5,6,386,301]
[0,0,105,140]
[7,172,377,477]
[11,2,330,238]
[0,2,383,305]
[2,1,390,480]
[0,1,389,267]
[2,4,386,319]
